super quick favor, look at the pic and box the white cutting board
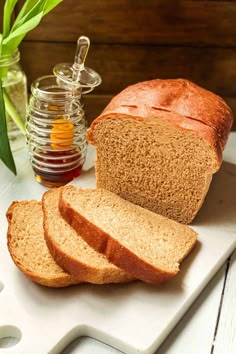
[0,143,236,354]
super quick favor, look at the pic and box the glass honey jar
[26,75,87,187]
[25,36,101,187]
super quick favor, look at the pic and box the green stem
[0,79,16,175]
[3,89,26,134]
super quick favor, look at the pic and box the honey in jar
[26,36,101,187]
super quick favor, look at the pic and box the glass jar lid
[53,36,102,95]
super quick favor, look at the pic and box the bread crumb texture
[91,117,217,224]
[6,201,78,287]
[61,186,197,281]
[43,188,134,284]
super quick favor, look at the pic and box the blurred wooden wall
[8,1,236,128]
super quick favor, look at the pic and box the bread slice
[87,79,233,224]
[42,188,134,284]
[59,185,198,284]
[6,201,80,287]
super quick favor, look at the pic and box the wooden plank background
[2,0,236,129]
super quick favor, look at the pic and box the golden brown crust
[87,78,233,167]
[43,190,93,280]
[59,192,178,285]
[6,201,79,288]
[42,189,134,284]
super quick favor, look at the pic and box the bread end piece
[6,200,80,288]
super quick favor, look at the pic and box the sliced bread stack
[7,191,133,287]
[59,186,197,284]
[42,188,134,284]
[6,185,197,287]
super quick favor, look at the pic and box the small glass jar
[0,49,27,151]
[26,75,87,187]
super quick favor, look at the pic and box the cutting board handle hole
[0,281,4,292]
[0,326,22,348]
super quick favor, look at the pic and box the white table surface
[0,133,235,354]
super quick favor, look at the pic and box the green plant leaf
[2,11,43,53]
[12,0,41,25]
[3,0,63,53]
[0,79,16,175]
[12,0,46,31]
[12,0,62,32]
[3,0,18,37]
[42,0,63,16]
[3,11,43,42]
[0,0,63,175]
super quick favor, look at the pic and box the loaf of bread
[42,188,134,284]
[6,201,80,287]
[59,185,197,284]
[87,79,233,224]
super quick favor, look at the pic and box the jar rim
[31,75,78,101]
[0,49,20,67]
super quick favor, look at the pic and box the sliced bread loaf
[59,185,198,284]
[42,188,134,284]
[6,201,80,287]
[87,78,233,224]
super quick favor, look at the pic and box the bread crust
[42,189,135,284]
[87,79,233,167]
[6,201,79,288]
[59,192,180,285]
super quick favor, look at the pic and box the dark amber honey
[34,164,83,187]
[32,148,85,187]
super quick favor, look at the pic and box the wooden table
[0,133,235,354]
